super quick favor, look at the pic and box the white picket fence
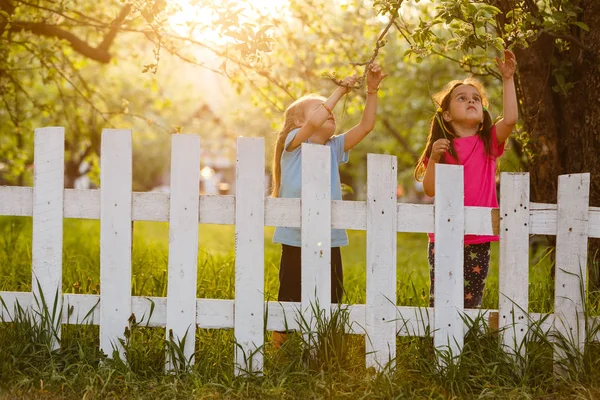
[0,127,599,375]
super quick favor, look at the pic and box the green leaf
[572,21,589,32]
[479,5,501,16]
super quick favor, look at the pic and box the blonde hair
[271,94,326,197]
[414,78,494,181]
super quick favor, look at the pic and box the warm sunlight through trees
[168,0,287,42]
[2,0,600,285]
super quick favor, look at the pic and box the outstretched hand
[495,49,517,80]
[366,63,388,91]
[340,74,360,94]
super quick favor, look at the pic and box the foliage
[0,0,275,188]
[395,0,588,91]
[2,0,596,195]
[3,0,593,192]
[224,0,593,195]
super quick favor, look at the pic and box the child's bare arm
[495,50,518,144]
[344,64,388,151]
[287,75,358,151]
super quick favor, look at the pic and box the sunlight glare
[168,0,288,44]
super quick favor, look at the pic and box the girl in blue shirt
[271,63,387,348]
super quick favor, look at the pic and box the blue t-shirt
[273,128,349,247]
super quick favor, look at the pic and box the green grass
[0,216,558,311]
[0,216,598,399]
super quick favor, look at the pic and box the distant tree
[0,0,272,187]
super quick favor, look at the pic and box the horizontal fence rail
[1,127,599,375]
[2,188,600,237]
[6,292,595,335]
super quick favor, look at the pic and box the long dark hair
[271,94,326,197]
[414,78,494,181]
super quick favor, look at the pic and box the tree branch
[430,49,500,79]
[540,30,592,53]
[326,1,405,90]
[9,4,131,63]
[0,0,16,34]
[381,118,418,164]
[158,33,297,101]
[98,4,131,52]
[13,0,95,26]
[393,20,413,46]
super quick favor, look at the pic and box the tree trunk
[513,0,600,290]
[513,36,561,204]
[563,0,600,291]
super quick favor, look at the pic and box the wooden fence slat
[31,127,65,350]
[99,129,132,360]
[165,134,201,371]
[266,302,302,332]
[434,164,465,360]
[133,191,169,221]
[265,197,300,227]
[554,173,590,367]
[234,137,265,375]
[397,204,433,233]
[6,125,600,372]
[301,144,332,326]
[366,153,398,370]
[0,292,34,321]
[499,172,530,357]
[0,187,34,216]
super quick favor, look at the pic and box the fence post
[100,129,133,360]
[301,144,331,338]
[32,127,65,350]
[234,137,265,376]
[365,153,397,370]
[554,173,590,372]
[433,164,464,362]
[499,172,530,360]
[165,134,201,371]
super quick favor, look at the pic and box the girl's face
[304,99,336,139]
[444,84,484,129]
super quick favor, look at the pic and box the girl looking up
[414,50,518,308]
[272,63,387,347]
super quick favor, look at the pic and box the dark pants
[277,244,344,303]
[428,242,491,308]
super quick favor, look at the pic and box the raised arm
[344,64,388,151]
[287,75,358,151]
[495,50,518,144]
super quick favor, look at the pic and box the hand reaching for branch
[340,74,360,94]
[495,49,517,80]
[325,63,387,93]
[366,63,388,91]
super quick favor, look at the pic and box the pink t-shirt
[428,126,504,245]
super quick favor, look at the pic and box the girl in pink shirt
[414,50,518,308]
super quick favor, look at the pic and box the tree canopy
[1,0,598,202]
